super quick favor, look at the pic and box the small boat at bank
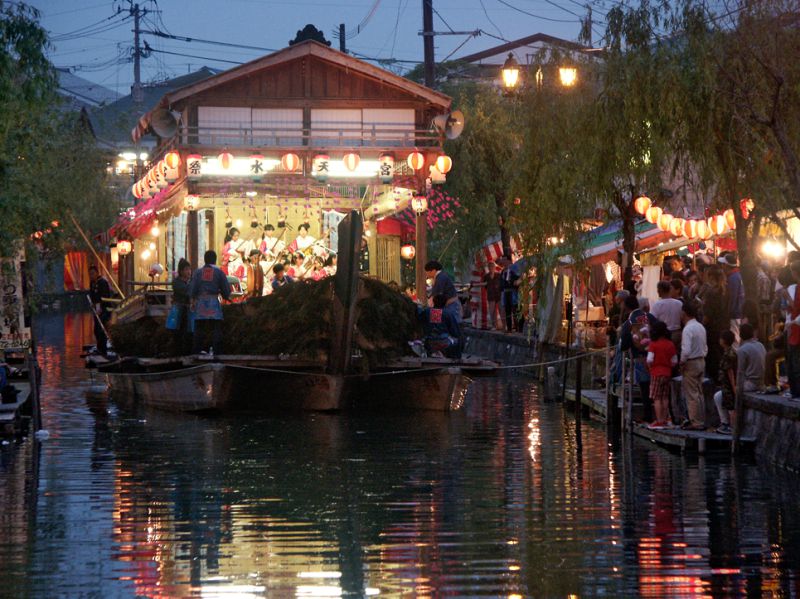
[100,211,478,414]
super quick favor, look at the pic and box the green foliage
[0,3,120,256]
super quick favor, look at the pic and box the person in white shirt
[680,300,708,430]
[289,223,316,253]
[651,280,684,351]
[259,224,286,260]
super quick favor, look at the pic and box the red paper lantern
[218,152,234,170]
[657,212,673,232]
[164,151,181,169]
[435,154,453,174]
[343,152,360,172]
[669,217,684,237]
[740,198,755,219]
[634,195,651,215]
[131,181,143,199]
[645,205,662,224]
[280,153,300,172]
[407,151,425,171]
[116,240,132,256]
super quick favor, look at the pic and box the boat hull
[105,363,231,413]
[227,365,348,412]
[355,367,471,411]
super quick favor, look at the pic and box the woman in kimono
[221,227,245,280]
[288,223,315,253]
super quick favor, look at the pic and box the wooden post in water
[575,352,583,450]
[26,351,41,432]
[329,211,363,375]
[560,298,573,401]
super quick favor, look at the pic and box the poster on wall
[323,210,345,253]
[1,246,32,350]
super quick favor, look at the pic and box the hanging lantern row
[635,195,749,240]
[131,150,181,199]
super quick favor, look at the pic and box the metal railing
[175,124,442,150]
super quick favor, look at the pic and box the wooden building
[113,40,453,291]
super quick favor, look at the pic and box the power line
[479,0,505,38]
[147,47,246,65]
[495,0,581,23]
[140,29,277,53]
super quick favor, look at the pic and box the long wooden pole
[67,211,125,299]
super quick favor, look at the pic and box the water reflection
[0,314,799,596]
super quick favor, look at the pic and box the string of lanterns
[131,151,180,199]
[634,196,753,240]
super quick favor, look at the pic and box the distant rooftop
[458,33,597,65]
[56,68,120,110]
[90,66,222,148]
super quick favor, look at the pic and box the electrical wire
[479,0,505,38]
[142,29,277,53]
[495,0,580,23]
[147,47,246,65]
[50,11,128,41]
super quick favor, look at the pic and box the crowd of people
[480,257,525,333]
[609,250,799,433]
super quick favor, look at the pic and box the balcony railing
[176,124,441,151]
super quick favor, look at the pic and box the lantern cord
[68,211,126,299]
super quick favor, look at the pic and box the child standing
[646,321,677,428]
[714,330,738,434]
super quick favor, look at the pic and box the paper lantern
[645,205,662,224]
[400,244,416,260]
[163,157,179,183]
[280,152,300,172]
[708,214,727,235]
[740,198,755,219]
[116,240,132,256]
[657,212,673,232]
[164,151,181,169]
[156,161,168,188]
[634,195,651,215]
[669,217,684,237]
[724,208,736,230]
[343,152,360,172]
[429,164,446,185]
[435,154,453,174]
[682,219,698,238]
[378,153,394,183]
[131,181,143,199]
[249,154,266,181]
[407,151,425,171]
[312,154,330,182]
[186,153,203,180]
[411,196,428,213]
[695,218,711,240]
[218,152,234,170]
[183,195,199,211]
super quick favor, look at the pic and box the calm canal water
[1,313,800,598]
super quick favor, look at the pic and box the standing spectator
[88,265,113,356]
[646,320,677,428]
[651,280,683,352]
[784,261,800,399]
[669,277,684,299]
[482,261,502,330]
[702,266,729,379]
[680,300,708,430]
[607,289,629,346]
[190,250,232,355]
[500,258,521,333]
[719,253,745,341]
[713,330,738,434]
[171,258,193,356]
[620,296,658,422]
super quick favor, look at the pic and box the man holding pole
[88,265,113,356]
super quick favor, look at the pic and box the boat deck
[0,381,31,435]
[563,388,608,418]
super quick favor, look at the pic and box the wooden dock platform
[632,423,756,454]
[563,388,608,418]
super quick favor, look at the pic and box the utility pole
[339,23,346,53]
[586,4,592,47]
[131,2,147,105]
[422,0,434,88]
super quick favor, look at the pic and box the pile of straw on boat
[110,277,420,364]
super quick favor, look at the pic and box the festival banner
[0,246,31,350]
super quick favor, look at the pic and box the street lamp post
[412,195,428,303]
[501,53,521,94]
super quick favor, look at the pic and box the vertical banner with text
[1,246,31,351]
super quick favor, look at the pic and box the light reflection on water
[0,314,799,597]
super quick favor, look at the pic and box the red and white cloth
[469,236,518,329]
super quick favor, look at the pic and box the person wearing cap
[245,249,264,298]
[424,260,460,320]
[719,252,745,342]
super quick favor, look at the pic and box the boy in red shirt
[646,320,678,428]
